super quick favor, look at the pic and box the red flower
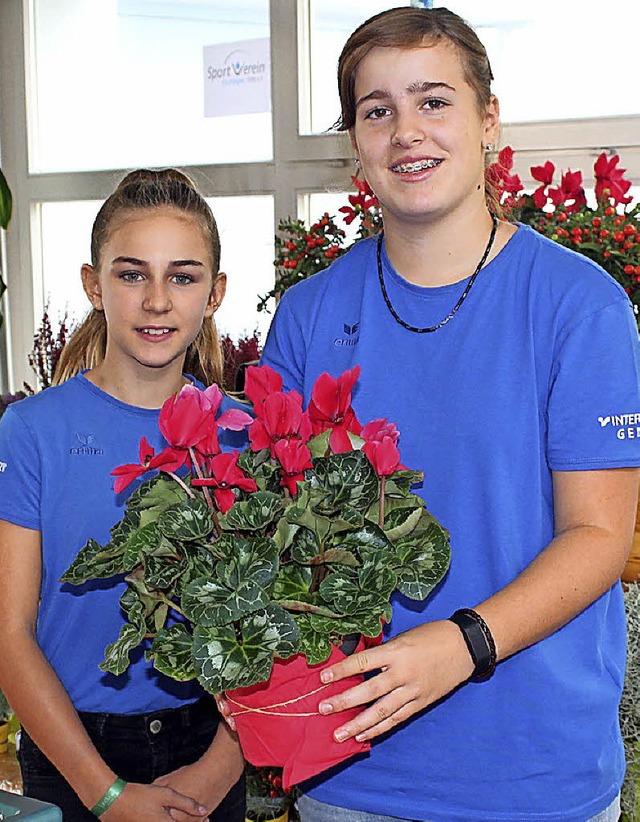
[159,385,214,449]
[249,391,312,454]
[308,367,362,453]
[594,153,632,205]
[486,147,523,196]
[361,418,399,445]
[244,364,284,409]
[339,175,379,224]
[111,437,186,494]
[361,418,402,476]
[192,452,258,513]
[548,170,586,213]
[273,438,313,495]
[363,437,402,477]
[531,161,555,186]
[160,384,252,459]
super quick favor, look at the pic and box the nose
[391,108,425,148]
[142,280,172,313]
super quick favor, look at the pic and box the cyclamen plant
[487,147,640,325]
[62,365,450,696]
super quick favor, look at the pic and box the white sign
[203,38,271,118]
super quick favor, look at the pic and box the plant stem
[166,471,196,499]
[159,596,186,618]
[188,449,221,536]
[379,476,386,528]
[277,599,344,618]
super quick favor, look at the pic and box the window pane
[305,0,640,132]
[29,0,271,173]
[38,195,275,349]
[436,1,640,122]
[305,0,398,135]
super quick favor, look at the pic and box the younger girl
[0,169,247,821]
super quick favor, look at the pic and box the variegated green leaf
[290,526,321,564]
[384,469,424,497]
[311,451,378,515]
[60,538,104,583]
[178,543,217,593]
[307,430,330,459]
[335,524,395,566]
[183,577,270,626]
[158,499,214,541]
[219,491,284,532]
[320,548,360,567]
[193,604,300,693]
[148,624,196,681]
[272,563,313,601]
[127,474,188,511]
[144,553,185,589]
[394,512,451,600]
[295,614,334,665]
[100,622,146,675]
[218,537,279,591]
[123,521,162,570]
[383,505,423,541]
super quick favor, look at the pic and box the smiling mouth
[138,328,174,336]
[391,159,443,173]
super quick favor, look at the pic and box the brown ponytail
[53,168,224,388]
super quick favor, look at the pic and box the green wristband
[90,777,128,818]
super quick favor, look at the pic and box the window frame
[0,0,639,391]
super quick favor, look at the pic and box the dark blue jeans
[18,696,246,821]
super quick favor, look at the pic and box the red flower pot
[226,640,377,790]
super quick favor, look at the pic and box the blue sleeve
[260,294,306,393]
[547,298,640,470]
[0,407,42,529]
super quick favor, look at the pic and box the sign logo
[70,432,104,456]
[597,412,640,440]
[335,321,360,348]
[204,38,271,118]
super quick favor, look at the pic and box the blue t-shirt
[261,225,640,822]
[0,372,248,715]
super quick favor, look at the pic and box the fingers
[157,787,208,818]
[214,695,236,730]
[320,646,384,685]
[348,692,419,742]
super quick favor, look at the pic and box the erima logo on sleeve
[598,412,640,440]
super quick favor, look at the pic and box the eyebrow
[355,80,456,107]
[111,256,205,267]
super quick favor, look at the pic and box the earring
[484,143,495,152]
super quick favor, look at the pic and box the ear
[483,95,500,149]
[81,264,103,311]
[205,271,227,318]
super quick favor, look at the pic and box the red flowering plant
[257,175,382,312]
[487,146,640,326]
[62,365,450,788]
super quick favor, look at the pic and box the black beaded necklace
[376,213,498,334]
